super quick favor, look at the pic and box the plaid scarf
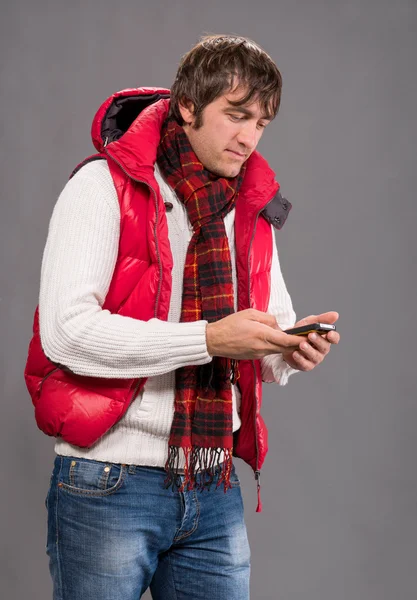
[157,117,246,493]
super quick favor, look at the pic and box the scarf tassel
[164,446,233,493]
[230,359,240,385]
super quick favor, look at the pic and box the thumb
[295,312,339,327]
[316,311,339,324]
[295,314,319,327]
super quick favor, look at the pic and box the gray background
[1,0,416,598]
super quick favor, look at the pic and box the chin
[215,165,241,178]
[203,158,242,178]
[225,168,241,178]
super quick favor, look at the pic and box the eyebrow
[224,105,272,121]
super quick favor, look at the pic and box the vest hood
[91,87,171,153]
[91,87,291,227]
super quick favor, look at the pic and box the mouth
[225,149,247,159]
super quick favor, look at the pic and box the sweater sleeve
[39,160,212,379]
[260,228,300,385]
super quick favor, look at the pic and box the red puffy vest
[24,88,291,503]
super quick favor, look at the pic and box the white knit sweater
[39,159,298,466]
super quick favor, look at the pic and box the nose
[236,122,258,151]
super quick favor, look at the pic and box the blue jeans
[46,455,251,599]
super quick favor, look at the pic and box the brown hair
[170,34,282,128]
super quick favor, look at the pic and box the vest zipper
[247,211,262,511]
[102,148,163,318]
[102,148,164,407]
[247,196,277,511]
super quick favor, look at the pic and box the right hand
[206,308,306,360]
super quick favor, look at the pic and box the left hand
[281,311,340,371]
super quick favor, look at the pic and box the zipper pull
[255,470,263,513]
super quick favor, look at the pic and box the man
[25,34,340,599]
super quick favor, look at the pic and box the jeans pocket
[58,457,126,497]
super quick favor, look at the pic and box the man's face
[179,87,272,178]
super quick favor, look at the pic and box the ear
[178,97,196,126]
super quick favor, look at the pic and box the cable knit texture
[39,159,298,466]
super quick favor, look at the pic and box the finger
[268,330,306,350]
[280,333,307,349]
[326,331,340,344]
[292,350,315,371]
[299,341,324,365]
[308,332,331,354]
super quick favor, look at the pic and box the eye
[257,122,268,130]
[228,114,244,122]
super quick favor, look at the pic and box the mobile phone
[284,323,336,336]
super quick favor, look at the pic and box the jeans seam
[173,489,200,542]
[99,464,111,489]
[167,551,180,600]
[69,460,76,487]
[55,457,64,600]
